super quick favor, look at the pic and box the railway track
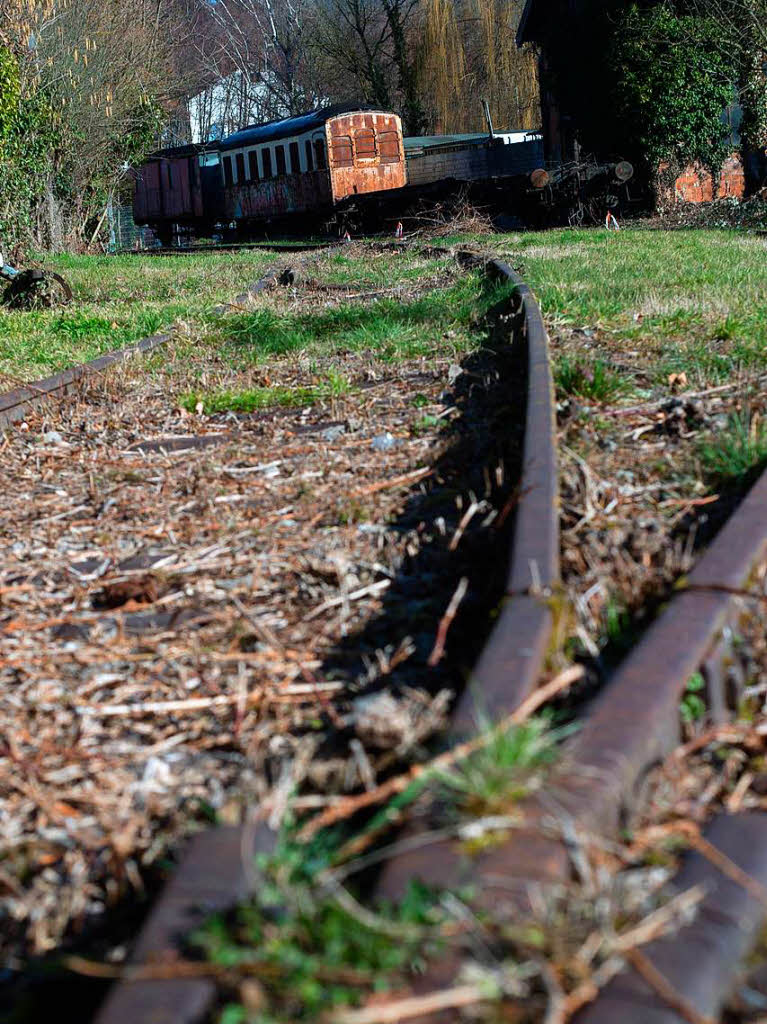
[118,240,337,257]
[2,243,767,1023]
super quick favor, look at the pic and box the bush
[609,5,737,170]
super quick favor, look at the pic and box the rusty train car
[219,106,406,225]
[132,143,224,245]
[133,105,407,242]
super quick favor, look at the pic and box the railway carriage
[132,143,223,245]
[218,106,407,227]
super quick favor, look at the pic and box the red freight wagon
[133,143,223,245]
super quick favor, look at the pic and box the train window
[305,140,314,171]
[314,139,326,169]
[332,135,353,167]
[275,145,287,176]
[355,128,376,160]
[262,148,273,178]
[223,155,234,186]
[248,149,260,182]
[378,132,400,163]
[289,141,300,173]
[235,152,245,183]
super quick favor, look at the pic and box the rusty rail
[577,812,767,1024]
[375,347,767,1016]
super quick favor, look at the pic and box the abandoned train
[132,103,632,242]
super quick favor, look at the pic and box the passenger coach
[219,105,407,227]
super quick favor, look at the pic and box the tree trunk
[45,174,64,253]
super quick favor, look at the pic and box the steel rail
[374,434,767,899]
[373,353,767,1019]
[0,267,283,429]
[90,255,560,1024]
[577,812,767,1024]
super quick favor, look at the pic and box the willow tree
[417,0,539,134]
[420,0,466,132]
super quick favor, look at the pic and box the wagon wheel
[3,269,73,310]
[44,272,73,307]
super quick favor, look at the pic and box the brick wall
[657,152,745,205]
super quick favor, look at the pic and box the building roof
[404,133,491,150]
[516,0,539,45]
[218,104,385,151]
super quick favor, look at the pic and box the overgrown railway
[1,240,767,1023]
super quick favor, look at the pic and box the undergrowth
[206,273,515,366]
[555,356,630,403]
[181,373,352,414]
[698,409,767,483]
[193,717,559,1023]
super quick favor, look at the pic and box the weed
[436,718,563,815]
[698,410,767,483]
[410,413,442,436]
[191,845,443,1022]
[555,356,629,402]
[680,671,706,724]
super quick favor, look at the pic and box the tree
[198,0,321,119]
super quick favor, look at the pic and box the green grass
[436,718,562,815]
[698,409,767,482]
[439,227,767,389]
[315,250,453,289]
[555,355,631,402]
[0,250,276,381]
[182,373,352,414]
[206,271,512,367]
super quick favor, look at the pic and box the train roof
[404,131,540,153]
[219,104,389,151]
[146,142,220,160]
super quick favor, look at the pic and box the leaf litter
[0,245,525,965]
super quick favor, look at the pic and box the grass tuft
[555,356,630,402]
[437,718,562,815]
[698,410,767,483]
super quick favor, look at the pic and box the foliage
[192,845,442,1021]
[0,47,20,143]
[609,5,738,170]
[0,72,58,248]
[740,49,767,150]
[680,671,706,723]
